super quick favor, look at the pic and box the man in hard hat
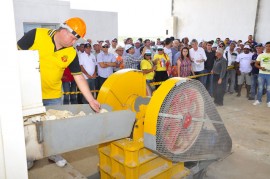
[17,17,100,169]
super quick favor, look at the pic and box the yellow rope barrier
[62,66,235,94]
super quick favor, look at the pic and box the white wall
[70,9,118,43]
[173,0,258,42]
[14,0,71,40]
[13,0,118,43]
[1,0,28,178]
[255,0,270,43]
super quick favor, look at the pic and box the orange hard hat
[64,17,86,39]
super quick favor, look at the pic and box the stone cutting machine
[21,51,231,178]
[96,69,232,178]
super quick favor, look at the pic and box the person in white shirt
[133,40,141,60]
[224,42,238,94]
[235,45,253,97]
[189,39,207,86]
[108,38,118,56]
[79,43,97,101]
[163,38,173,65]
[77,43,85,55]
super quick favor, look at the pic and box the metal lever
[34,121,43,143]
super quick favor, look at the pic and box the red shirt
[62,68,74,82]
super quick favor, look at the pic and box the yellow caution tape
[62,67,235,94]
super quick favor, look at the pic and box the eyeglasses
[219,45,224,47]
[102,46,109,48]
[157,49,163,51]
[145,54,151,56]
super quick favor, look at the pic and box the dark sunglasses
[157,49,163,51]
[219,45,224,47]
[145,54,151,56]
[102,46,109,48]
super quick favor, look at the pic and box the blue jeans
[62,81,77,105]
[82,78,96,104]
[257,74,270,103]
[43,98,62,106]
[250,74,258,98]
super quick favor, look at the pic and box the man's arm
[201,48,207,62]
[69,55,100,112]
[255,61,265,71]
[17,29,36,50]
[73,74,100,112]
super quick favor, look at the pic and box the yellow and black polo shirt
[17,28,82,99]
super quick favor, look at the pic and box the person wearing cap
[114,45,125,72]
[79,43,97,100]
[76,42,81,52]
[223,42,238,94]
[108,38,118,56]
[17,17,100,169]
[124,44,141,69]
[78,43,85,55]
[140,49,157,91]
[249,43,264,100]
[212,48,227,106]
[253,41,270,107]
[134,40,142,59]
[93,42,101,58]
[212,43,218,51]
[96,42,117,91]
[235,44,253,97]
[234,46,242,54]
[153,45,170,88]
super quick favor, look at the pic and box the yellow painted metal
[97,69,146,111]
[132,104,147,141]
[97,71,190,179]
[99,139,189,179]
[144,77,188,136]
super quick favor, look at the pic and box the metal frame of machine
[97,69,232,178]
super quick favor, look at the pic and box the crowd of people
[17,16,270,170]
[64,35,270,108]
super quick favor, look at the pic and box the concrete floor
[28,91,270,179]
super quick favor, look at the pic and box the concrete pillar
[0,0,28,178]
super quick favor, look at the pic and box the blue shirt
[251,53,259,74]
[97,52,116,78]
[173,52,180,66]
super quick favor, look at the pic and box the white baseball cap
[125,44,134,51]
[244,45,250,49]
